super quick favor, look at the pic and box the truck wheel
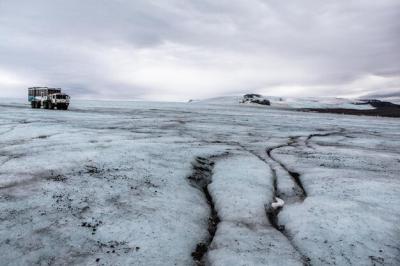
[37,102,41,109]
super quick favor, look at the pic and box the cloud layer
[0,0,399,100]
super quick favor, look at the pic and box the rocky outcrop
[241,94,271,106]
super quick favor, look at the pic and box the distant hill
[193,95,375,110]
[191,94,400,117]
[304,99,400,118]
[360,90,400,104]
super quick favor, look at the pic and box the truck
[28,87,70,110]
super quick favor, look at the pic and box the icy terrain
[0,98,399,265]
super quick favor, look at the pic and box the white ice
[0,98,399,265]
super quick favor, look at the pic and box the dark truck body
[28,87,70,110]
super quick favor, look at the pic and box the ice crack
[187,154,227,266]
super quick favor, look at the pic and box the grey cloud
[0,0,399,100]
[364,90,400,98]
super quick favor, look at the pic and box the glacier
[0,98,399,265]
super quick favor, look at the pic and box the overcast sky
[0,0,399,101]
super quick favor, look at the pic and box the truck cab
[28,87,70,110]
[49,93,70,110]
